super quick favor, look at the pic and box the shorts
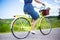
[24,4,39,20]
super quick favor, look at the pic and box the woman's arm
[35,0,45,6]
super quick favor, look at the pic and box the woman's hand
[42,3,45,6]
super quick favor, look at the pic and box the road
[0,28,60,40]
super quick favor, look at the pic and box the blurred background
[0,0,60,33]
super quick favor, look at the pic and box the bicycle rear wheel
[11,17,31,39]
[39,18,52,35]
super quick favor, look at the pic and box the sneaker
[30,31,36,34]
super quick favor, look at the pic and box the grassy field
[0,19,13,33]
[49,18,60,28]
[0,17,60,33]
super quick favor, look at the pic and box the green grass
[0,19,13,33]
[49,18,60,28]
[0,18,60,33]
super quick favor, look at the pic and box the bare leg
[31,19,37,31]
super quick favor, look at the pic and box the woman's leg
[32,19,38,31]
[31,19,38,34]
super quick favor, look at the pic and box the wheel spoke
[11,17,30,39]
[40,18,52,35]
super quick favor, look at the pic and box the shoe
[30,31,36,34]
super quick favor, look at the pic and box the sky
[0,0,60,19]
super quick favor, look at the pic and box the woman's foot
[30,31,36,34]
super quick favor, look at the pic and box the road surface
[0,28,60,40]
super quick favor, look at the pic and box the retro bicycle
[11,6,52,39]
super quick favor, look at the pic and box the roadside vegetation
[0,17,60,33]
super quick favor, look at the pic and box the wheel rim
[11,17,31,39]
[40,18,52,35]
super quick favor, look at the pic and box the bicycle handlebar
[34,5,45,9]
[34,6,50,10]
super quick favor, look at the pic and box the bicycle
[10,6,52,39]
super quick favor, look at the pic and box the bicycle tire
[39,18,52,35]
[11,17,30,39]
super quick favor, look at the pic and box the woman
[23,0,45,34]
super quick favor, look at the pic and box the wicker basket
[39,9,50,16]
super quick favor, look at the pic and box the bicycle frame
[14,11,45,30]
[13,6,50,31]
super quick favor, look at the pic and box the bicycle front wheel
[11,17,31,39]
[40,18,52,35]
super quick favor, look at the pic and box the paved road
[0,28,60,40]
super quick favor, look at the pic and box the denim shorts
[24,4,39,20]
